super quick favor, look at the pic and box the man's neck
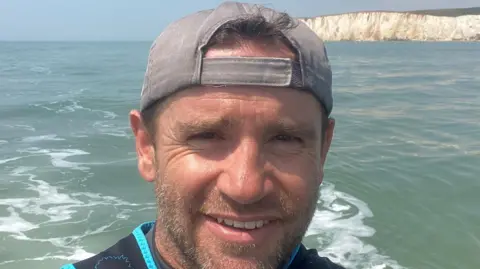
[153,223,189,269]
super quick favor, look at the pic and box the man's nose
[216,138,272,204]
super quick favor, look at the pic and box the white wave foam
[4,124,36,131]
[34,248,94,261]
[374,71,451,79]
[0,139,8,145]
[0,207,39,233]
[335,83,426,94]
[22,134,65,142]
[3,166,149,226]
[54,100,118,119]
[0,156,22,165]
[346,108,409,119]
[32,103,55,111]
[30,66,52,74]
[71,134,89,138]
[76,157,137,167]
[17,147,90,170]
[307,182,407,269]
[63,248,96,260]
[56,100,84,113]
[389,135,465,155]
[0,164,155,265]
[92,121,129,137]
[10,165,37,175]
[102,111,117,119]
[0,248,94,265]
[1,167,84,226]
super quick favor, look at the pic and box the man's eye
[190,132,219,140]
[273,134,301,143]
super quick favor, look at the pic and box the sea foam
[308,182,407,269]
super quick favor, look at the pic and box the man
[61,1,343,269]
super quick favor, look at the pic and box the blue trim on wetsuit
[60,264,76,269]
[132,221,158,269]
[284,244,301,269]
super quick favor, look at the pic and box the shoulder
[289,245,346,269]
[60,222,156,269]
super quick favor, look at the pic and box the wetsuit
[60,221,345,269]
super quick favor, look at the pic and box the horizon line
[1,6,478,42]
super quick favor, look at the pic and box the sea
[0,41,479,269]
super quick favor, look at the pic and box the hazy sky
[0,0,478,41]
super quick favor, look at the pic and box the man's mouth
[215,218,270,230]
[203,214,279,244]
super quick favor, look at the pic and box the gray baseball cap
[140,1,333,115]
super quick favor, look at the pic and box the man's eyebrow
[265,119,319,140]
[174,117,319,139]
[174,117,236,134]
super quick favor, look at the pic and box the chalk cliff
[300,12,480,41]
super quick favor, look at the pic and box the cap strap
[200,57,303,88]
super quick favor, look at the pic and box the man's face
[130,41,335,269]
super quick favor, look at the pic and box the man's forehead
[160,86,324,129]
[163,85,321,112]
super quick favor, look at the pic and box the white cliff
[300,12,480,41]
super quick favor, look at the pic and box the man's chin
[200,247,281,269]
[195,232,288,269]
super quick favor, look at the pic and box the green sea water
[0,41,479,269]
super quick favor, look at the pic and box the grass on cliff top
[304,7,480,19]
[408,7,480,17]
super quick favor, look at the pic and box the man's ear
[321,118,335,167]
[129,110,156,182]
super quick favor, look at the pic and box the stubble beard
[153,171,319,269]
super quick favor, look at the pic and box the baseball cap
[140,1,333,115]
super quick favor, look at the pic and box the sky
[0,0,478,41]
